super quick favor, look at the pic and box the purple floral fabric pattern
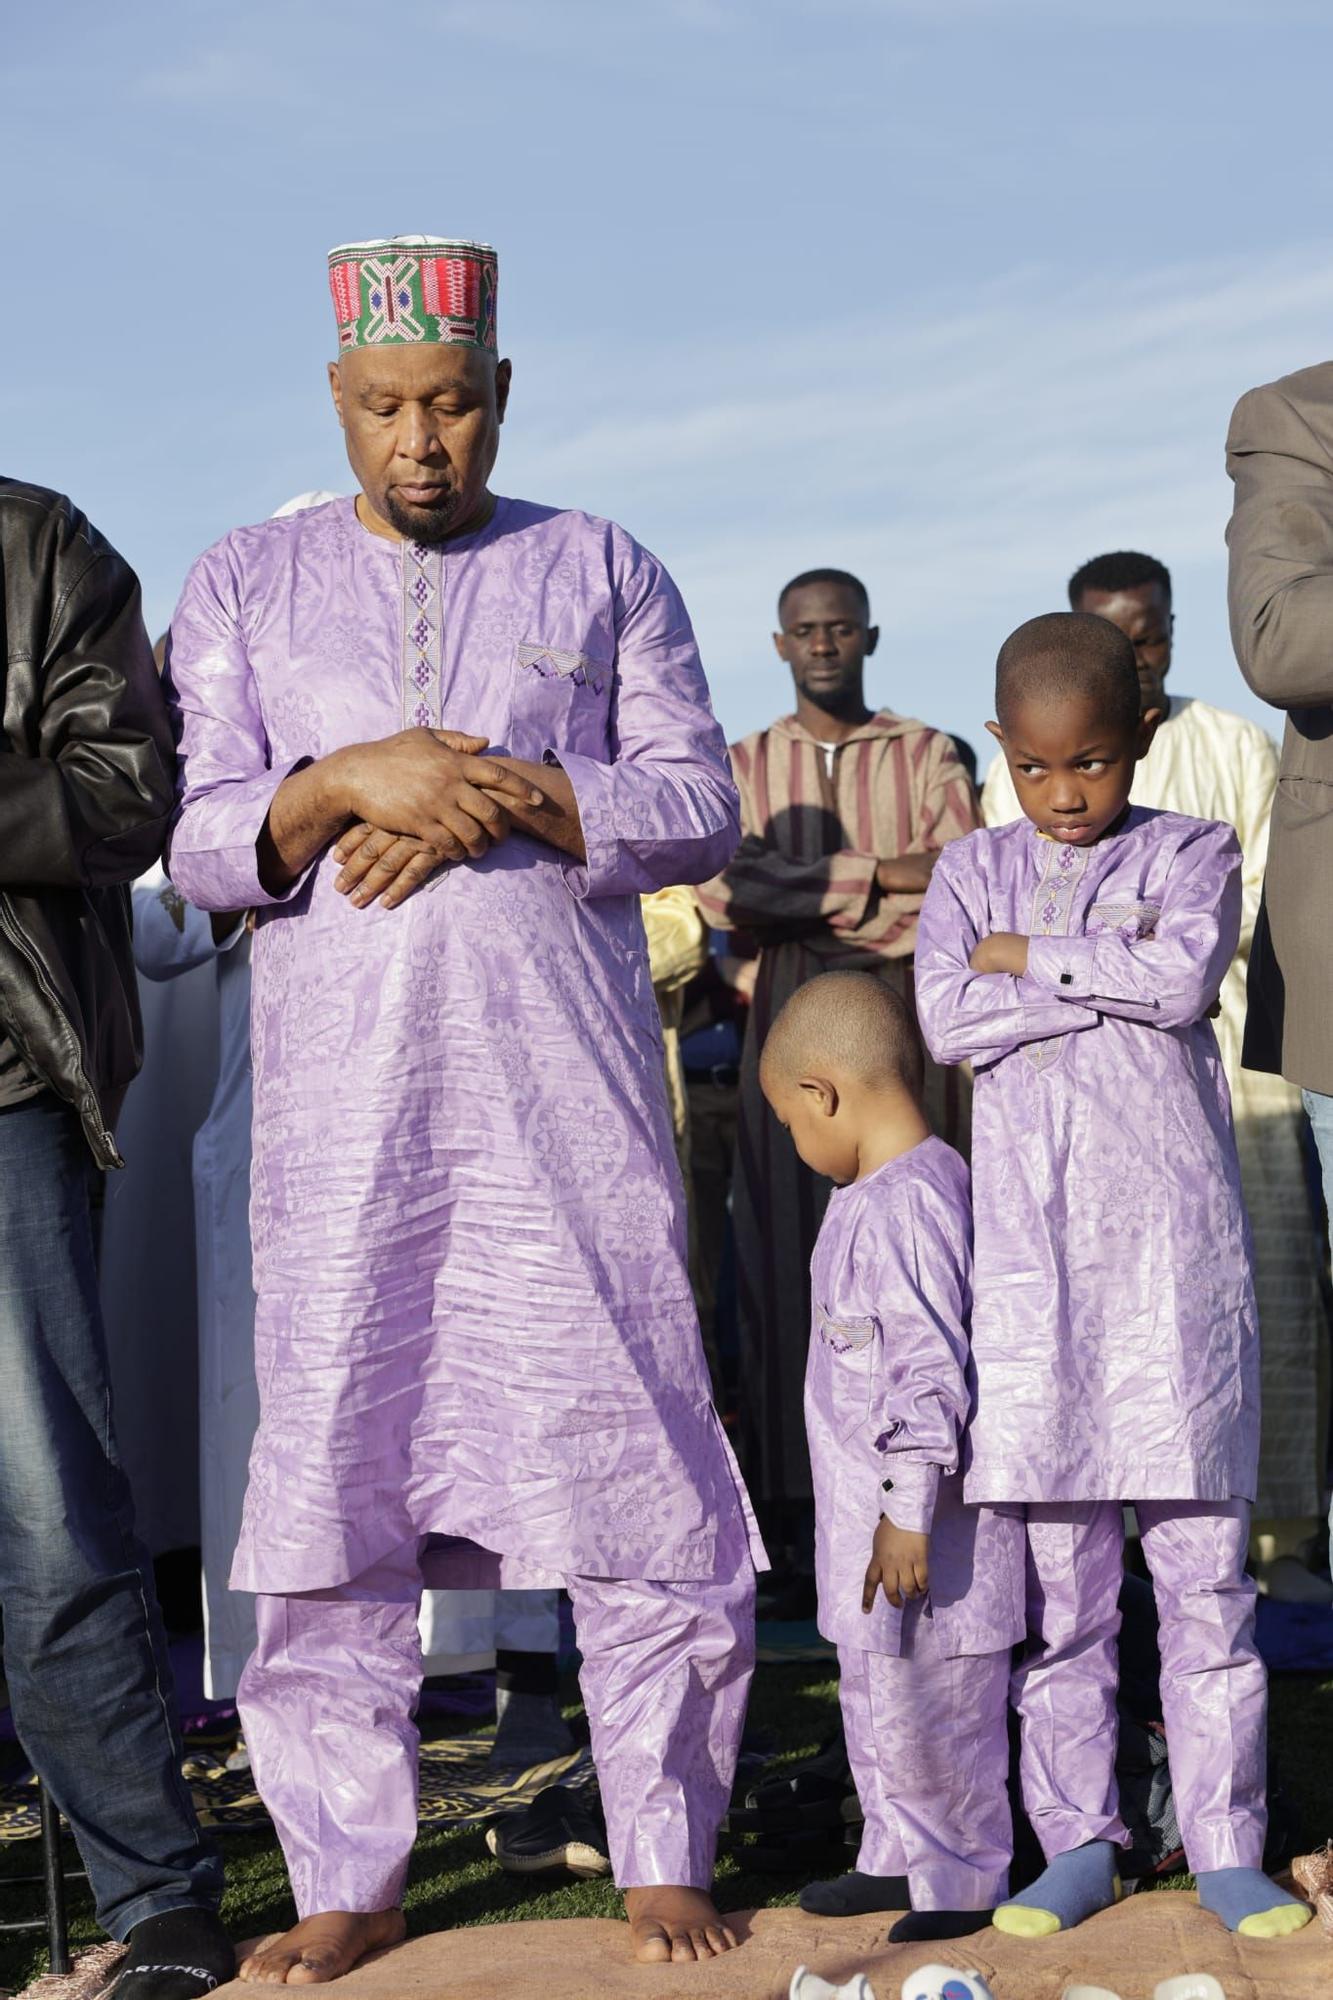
[165,496,763,1592]
[914,807,1259,1505]
[806,1135,1025,1659]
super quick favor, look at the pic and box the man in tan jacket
[1227,365,1333,1542]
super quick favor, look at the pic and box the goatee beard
[800,680,864,718]
[383,489,462,545]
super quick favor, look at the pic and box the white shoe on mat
[788,1968,877,2000]
[900,1970,995,2000]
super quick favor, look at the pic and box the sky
[5,0,1333,761]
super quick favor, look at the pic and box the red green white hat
[328,236,498,353]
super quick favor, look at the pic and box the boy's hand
[969,932,1029,977]
[862,1516,930,1612]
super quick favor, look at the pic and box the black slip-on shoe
[485,1783,611,1879]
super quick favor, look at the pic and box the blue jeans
[1300,1088,1333,1544]
[0,1093,222,1937]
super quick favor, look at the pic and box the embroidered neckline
[401,541,443,729]
[1029,837,1090,938]
[1023,837,1091,1075]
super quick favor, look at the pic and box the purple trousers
[839,1610,1012,1910]
[1016,1499,1266,1873]
[237,1524,755,1915]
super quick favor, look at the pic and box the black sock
[112,1909,236,1998]
[800,1870,910,1916]
[889,1908,996,1943]
[496,1647,558,1698]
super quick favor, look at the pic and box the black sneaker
[728,1728,855,1833]
[485,1783,611,1879]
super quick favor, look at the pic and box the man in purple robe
[165,236,765,1983]
[914,613,1309,1944]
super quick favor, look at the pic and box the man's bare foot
[237,1910,406,1985]
[624,1886,740,1963]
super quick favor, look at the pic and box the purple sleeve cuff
[1023,935,1101,1003]
[167,760,316,913]
[878,1459,941,1536]
[545,746,739,901]
[544,749,619,901]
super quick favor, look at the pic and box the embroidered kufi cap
[328,236,498,353]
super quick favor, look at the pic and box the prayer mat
[214,1895,1333,1999]
[0,1735,594,1844]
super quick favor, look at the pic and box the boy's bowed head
[760,971,929,1189]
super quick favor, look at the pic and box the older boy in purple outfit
[914,613,1310,1942]
[761,972,1025,1943]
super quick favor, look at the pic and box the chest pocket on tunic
[1086,899,1161,941]
[508,640,614,765]
[816,1308,879,1441]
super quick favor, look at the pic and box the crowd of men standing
[3,254,1333,1994]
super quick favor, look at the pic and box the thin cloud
[503,246,1333,744]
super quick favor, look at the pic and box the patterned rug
[0,1730,595,1845]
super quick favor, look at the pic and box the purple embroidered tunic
[914,808,1260,1506]
[166,495,764,1593]
[807,1136,1024,1659]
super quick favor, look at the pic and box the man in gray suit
[1227,365,1333,1523]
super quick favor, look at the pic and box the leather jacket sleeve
[0,528,176,888]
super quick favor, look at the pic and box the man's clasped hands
[328,727,577,911]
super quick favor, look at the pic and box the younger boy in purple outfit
[761,972,1025,1943]
[914,613,1310,1942]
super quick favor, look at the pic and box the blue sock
[993,1840,1120,1937]
[1196,1867,1312,1938]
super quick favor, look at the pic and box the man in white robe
[982,549,1327,1561]
[98,865,218,1564]
[128,872,255,1696]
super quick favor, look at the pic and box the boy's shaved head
[995,611,1140,735]
[762,971,924,1098]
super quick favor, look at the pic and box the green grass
[2,1664,1330,1993]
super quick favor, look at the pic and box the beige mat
[215,1895,1331,1999]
